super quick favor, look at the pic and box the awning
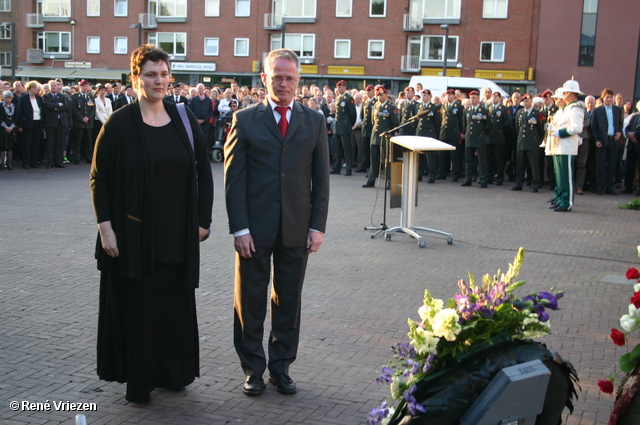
[15,68,128,81]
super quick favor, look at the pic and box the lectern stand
[385,135,455,248]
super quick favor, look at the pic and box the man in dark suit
[70,80,96,164]
[511,94,545,192]
[356,85,376,172]
[438,88,464,181]
[43,79,70,168]
[224,48,330,397]
[188,83,213,145]
[486,92,512,185]
[114,85,135,110]
[164,83,188,105]
[461,90,492,188]
[416,89,441,183]
[330,80,357,175]
[591,87,624,195]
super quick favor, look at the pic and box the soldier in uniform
[461,90,492,188]
[540,90,559,190]
[362,85,399,188]
[486,92,512,185]
[399,86,419,136]
[330,80,357,175]
[357,85,376,173]
[438,88,464,181]
[511,93,545,192]
[416,89,441,183]
[71,79,96,164]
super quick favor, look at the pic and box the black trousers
[22,121,42,167]
[516,149,541,189]
[486,143,505,183]
[46,123,66,165]
[331,133,352,173]
[360,136,371,170]
[72,127,93,161]
[438,139,463,179]
[625,142,640,193]
[465,145,488,184]
[595,139,618,192]
[233,228,309,377]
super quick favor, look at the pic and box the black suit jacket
[114,95,134,111]
[224,99,330,248]
[71,93,96,129]
[15,93,45,129]
[42,92,70,128]
[164,94,189,105]
[591,105,624,148]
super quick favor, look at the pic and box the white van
[408,76,509,98]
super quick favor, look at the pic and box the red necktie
[275,106,289,138]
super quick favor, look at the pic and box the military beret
[365,85,375,91]
[541,89,553,98]
[404,87,415,92]
[229,100,238,106]
[78,79,89,86]
[375,85,388,94]
[422,89,432,96]
[336,80,347,87]
[522,93,532,100]
[469,90,479,96]
[446,88,455,95]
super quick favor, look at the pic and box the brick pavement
[1,161,639,424]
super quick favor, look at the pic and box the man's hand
[306,231,323,254]
[614,132,622,141]
[235,233,255,258]
[596,141,602,148]
[198,226,209,241]
[197,119,204,124]
[82,117,89,124]
[98,221,119,258]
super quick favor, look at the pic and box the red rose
[598,379,614,394]
[610,328,626,346]
[632,292,640,308]
[627,268,640,280]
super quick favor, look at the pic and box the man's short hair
[600,88,614,99]
[264,48,300,73]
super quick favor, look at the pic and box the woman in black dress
[90,45,214,404]
[0,91,16,170]
[15,80,44,169]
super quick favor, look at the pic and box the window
[0,26,10,40]
[424,0,461,19]
[149,32,187,56]
[420,35,459,62]
[42,32,71,54]
[205,0,220,16]
[579,0,598,66]
[41,0,71,17]
[272,0,316,18]
[204,38,219,56]
[234,38,249,56]
[114,37,127,54]
[482,0,507,18]
[270,34,315,59]
[480,42,504,62]
[87,36,100,54]
[0,0,10,12]
[334,40,351,59]
[149,0,186,18]
[87,0,100,16]
[114,0,127,16]
[336,0,351,17]
[0,52,10,66]
[236,0,250,17]
[370,0,385,17]
[368,40,385,59]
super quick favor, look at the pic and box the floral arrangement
[368,248,564,425]
[597,267,640,396]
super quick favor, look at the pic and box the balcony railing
[264,13,282,29]
[401,55,421,72]
[27,14,44,28]
[139,13,157,29]
[403,14,423,31]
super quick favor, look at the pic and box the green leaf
[619,353,636,373]
[630,344,640,364]
[506,280,526,293]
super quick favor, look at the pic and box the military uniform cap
[522,93,532,100]
[541,89,553,98]
[365,85,375,91]
[336,80,347,87]
[469,90,479,96]
[446,88,455,95]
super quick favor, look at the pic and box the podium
[385,136,455,248]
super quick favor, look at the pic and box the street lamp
[440,24,449,77]
[130,23,142,47]
[1,21,16,81]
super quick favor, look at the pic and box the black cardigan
[90,100,213,288]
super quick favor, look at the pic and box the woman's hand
[198,226,209,241]
[98,221,119,257]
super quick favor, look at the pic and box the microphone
[408,109,432,122]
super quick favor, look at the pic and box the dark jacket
[188,95,214,122]
[416,101,441,138]
[487,103,512,144]
[71,92,96,129]
[90,100,214,288]
[516,108,545,151]
[464,104,492,147]
[439,100,464,142]
[43,92,70,128]
[15,93,45,129]
[334,91,357,135]
[591,104,624,148]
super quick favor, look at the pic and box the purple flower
[395,343,417,359]
[422,354,435,374]
[406,358,420,375]
[538,311,550,323]
[376,366,394,385]
[367,401,390,425]
[403,385,427,415]
[539,291,559,310]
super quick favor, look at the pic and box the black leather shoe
[362,182,374,188]
[621,189,633,194]
[460,181,471,187]
[549,203,558,209]
[511,185,522,191]
[46,162,54,169]
[604,189,618,195]
[329,170,339,175]
[345,171,352,176]
[451,178,459,182]
[355,168,367,173]
[479,183,488,188]
[22,165,30,169]
[531,187,538,193]
[495,181,503,186]
[427,178,435,183]
[74,159,80,165]
[242,375,265,396]
[554,205,571,212]
[546,197,555,203]
[86,159,92,164]
[55,163,65,168]
[269,373,297,394]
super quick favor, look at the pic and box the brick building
[3,0,635,101]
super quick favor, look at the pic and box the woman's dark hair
[130,44,171,78]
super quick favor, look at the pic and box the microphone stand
[365,113,425,238]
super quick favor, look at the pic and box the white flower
[409,327,439,355]
[431,308,462,342]
[634,283,640,292]
[620,314,637,332]
[390,376,403,400]
[637,245,640,258]
[418,298,443,323]
[630,304,638,317]
[381,406,395,425]
[522,313,550,338]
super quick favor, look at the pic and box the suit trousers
[486,144,505,183]
[553,154,575,209]
[575,141,589,191]
[46,123,66,165]
[331,133,352,173]
[465,145,488,184]
[625,142,640,193]
[72,127,93,161]
[22,122,42,167]
[595,140,617,192]
[359,136,371,170]
[350,128,361,166]
[516,149,541,189]
[438,139,463,179]
[233,229,309,377]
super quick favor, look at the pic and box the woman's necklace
[141,110,166,126]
